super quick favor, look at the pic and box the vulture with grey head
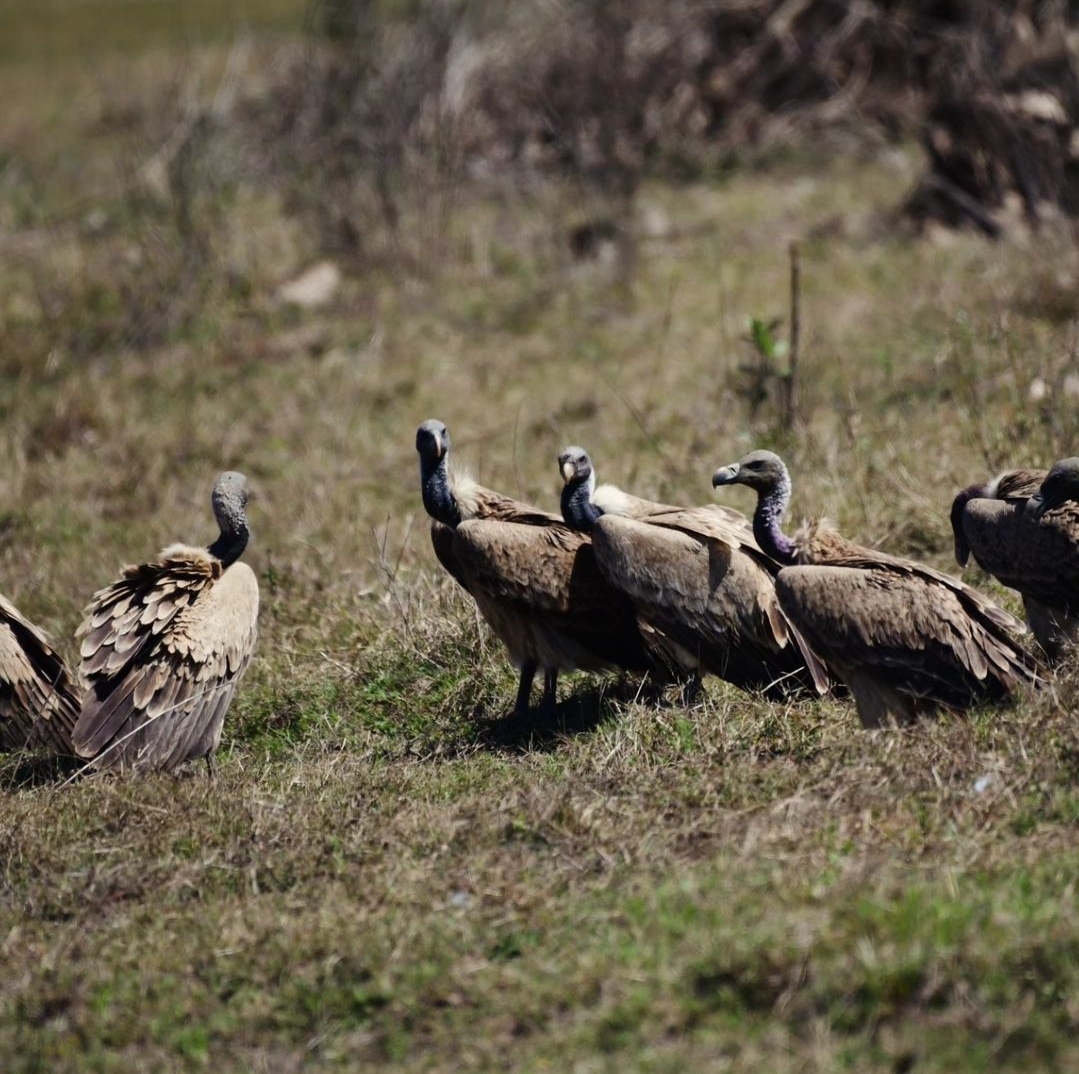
[558,445,829,701]
[416,420,658,718]
[73,471,260,773]
[713,450,1042,727]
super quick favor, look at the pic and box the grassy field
[4,5,1079,1070]
[0,0,304,62]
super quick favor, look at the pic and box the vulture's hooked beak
[712,464,739,488]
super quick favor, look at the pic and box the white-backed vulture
[712,450,1043,727]
[72,471,259,773]
[558,446,828,701]
[0,593,79,753]
[416,420,658,717]
[951,466,1079,660]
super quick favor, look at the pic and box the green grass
[6,698,1079,1070]
[0,0,304,65]
[3,9,1079,1071]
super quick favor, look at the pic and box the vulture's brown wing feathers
[777,562,1041,713]
[430,521,471,591]
[592,515,827,696]
[0,594,80,752]
[952,471,1079,659]
[806,528,1035,641]
[590,493,829,694]
[777,523,1043,726]
[962,498,1079,611]
[434,480,569,594]
[452,520,585,613]
[993,469,1046,501]
[450,519,651,672]
[618,503,825,653]
[74,548,259,771]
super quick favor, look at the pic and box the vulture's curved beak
[712,464,740,488]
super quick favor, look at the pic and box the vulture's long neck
[421,452,460,526]
[561,476,602,533]
[209,507,250,567]
[753,471,797,564]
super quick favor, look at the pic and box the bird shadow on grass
[470,676,658,754]
[0,752,87,790]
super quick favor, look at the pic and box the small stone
[276,262,341,310]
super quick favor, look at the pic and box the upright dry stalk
[782,240,801,430]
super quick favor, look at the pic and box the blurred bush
[10,0,1079,367]
[264,0,1079,259]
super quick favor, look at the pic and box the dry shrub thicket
[9,0,1079,370]
[275,0,1079,252]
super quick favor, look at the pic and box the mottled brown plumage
[779,521,1041,723]
[713,451,1042,727]
[73,472,259,772]
[417,420,654,716]
[952,467,1079,660]
[0,593,79,753]
[442,518,649,672]
[951,468,1044,569]
[559,449,828,699]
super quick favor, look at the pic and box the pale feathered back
[73,475,259,773]
[584,478,828,697]
[593,484,750,531]
[451,474,562,528]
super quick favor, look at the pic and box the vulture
[558,446,828,701]
[712,450,1043,727]
[951,464,1079,660]
[1031,457,1079,516]
[416,419,657,717]
[73,471,259,773]
[0,593,80,753]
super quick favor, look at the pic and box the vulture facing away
[0,593,79,753]
[73,471,260,773]
[416,420,657,717]
[713,450,1042,727]
[951,464,1079,660]
[558,446,828,701]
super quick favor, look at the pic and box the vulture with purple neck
[713,450,1042,727]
